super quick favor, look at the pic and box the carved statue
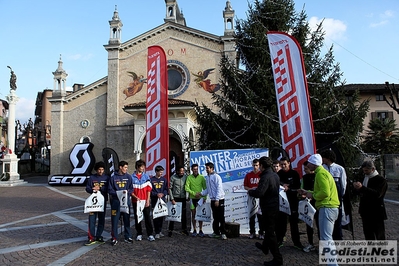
[7,66,17,90]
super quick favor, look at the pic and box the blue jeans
[318,207,338,241]
[110,198,131,240]
[88,207,106,240]
[319,207,338,266]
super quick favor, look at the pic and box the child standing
[150,165,168,238]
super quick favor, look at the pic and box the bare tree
[385,82,399,114]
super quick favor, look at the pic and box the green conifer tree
[195,0,369,166]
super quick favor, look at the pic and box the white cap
[308,154,322,166]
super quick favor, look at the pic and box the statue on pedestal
[7,66,17,90]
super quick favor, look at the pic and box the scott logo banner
[49,142,95,185]
[69,143,95,175]
[49,144,120,186]
[146,46,169,179]
[267,31,316,173]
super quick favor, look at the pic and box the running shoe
[84,239,96,246]
[303,244,315,253]
[96,236,105,244]
[124,238,133,243]
[209,233,221,238]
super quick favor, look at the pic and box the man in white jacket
[198,162,227,240]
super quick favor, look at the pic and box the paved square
[0,175,398,265]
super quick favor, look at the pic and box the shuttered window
[371,111,394,121]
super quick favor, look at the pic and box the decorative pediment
[119,22,224,55]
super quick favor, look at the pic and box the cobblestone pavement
[0,175,398,266]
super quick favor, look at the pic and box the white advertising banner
[190,148,269,234]
[267,31,316,172]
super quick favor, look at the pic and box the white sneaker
[148,235,155,241]
[136,235,143,241]
[248,233,255,239]
[221,234,227,240]
[303,244,315,253]
[159,232,165,237]
[155,234,160,239]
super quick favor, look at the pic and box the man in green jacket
[299,154,339,266]
[185,163,207,237]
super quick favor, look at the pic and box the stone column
[6,90,18,154]
[0,69,25,186]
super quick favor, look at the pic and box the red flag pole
[146,46,169,182]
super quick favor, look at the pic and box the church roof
[64,77,107,102]
[113,21,224,52]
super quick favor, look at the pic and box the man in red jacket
[244,159,264,239]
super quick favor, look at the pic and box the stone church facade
[48,0,237,175]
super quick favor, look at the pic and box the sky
[1,0,399,123]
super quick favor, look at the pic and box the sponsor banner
[49,142,96,185]
[49,145,121,186]
[146,46,169,179]
[267,31,316,173]
[48,175,89,185]
[319,240,397,265]
[69,143,95,175]
[102,147,119,177]
[190,148,268,233]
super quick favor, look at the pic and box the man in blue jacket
[150,165,168,239]
[85,161,109,245]
[108,161,133,246]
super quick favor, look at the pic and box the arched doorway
[140,128,183,176]
[169,129,183,175]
